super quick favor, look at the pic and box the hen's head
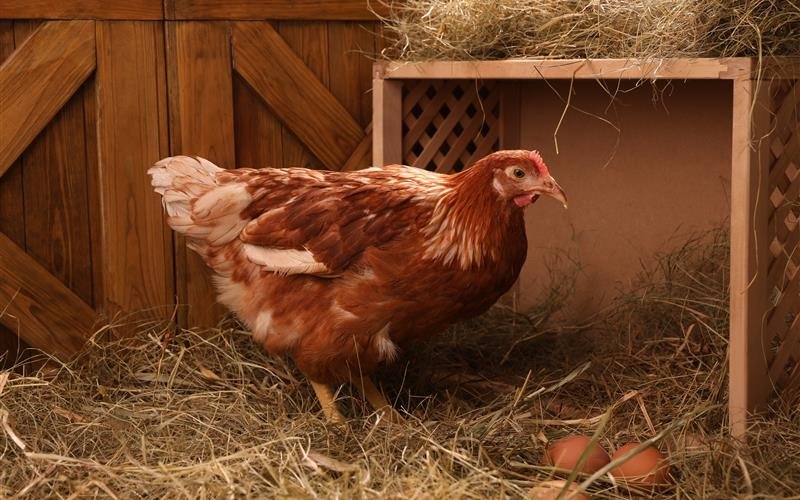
[473,150,567,209]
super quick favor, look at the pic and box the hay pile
[2,227,800,498]
[376,0,800,60]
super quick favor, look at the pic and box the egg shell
[543,435,611,473]
[609,443,670,486]
[528,480,591,500]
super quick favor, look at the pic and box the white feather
[150,171,174,188]
[242,244,330,275]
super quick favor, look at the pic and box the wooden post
[166,21,235,327]
[95,21,174,321]
[372,71,403,167]
[729,72,772,439]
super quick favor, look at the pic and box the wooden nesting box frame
[372,58,800,438]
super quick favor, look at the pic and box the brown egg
[543,435,611,473]
[609,443,669,486]
[528,480,591,500]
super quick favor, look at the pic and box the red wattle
[514,194,533,207]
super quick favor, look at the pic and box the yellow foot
[310,381,346,424]
[355,376,404,424]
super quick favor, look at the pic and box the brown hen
[148,150,566,423]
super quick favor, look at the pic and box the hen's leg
[356,376,404,424]
[310,381,346,424]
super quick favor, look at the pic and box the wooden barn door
[0,6,383,361]
[0,21,99,361]
[0,19,174,361]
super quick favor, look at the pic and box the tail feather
[148,156,219,219]
[148,156,250,248]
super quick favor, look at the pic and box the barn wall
[0,4,385,363]
[516,80,733,315]
[1,20,101,362]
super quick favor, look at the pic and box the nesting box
[372,58,800,437]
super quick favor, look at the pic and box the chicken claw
[310,381,346,425]
[355,377,404,424]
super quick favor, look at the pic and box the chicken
[148,150,566,423]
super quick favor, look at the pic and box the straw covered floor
[2,227,799,498]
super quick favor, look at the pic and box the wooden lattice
[401,80,500,173]
[765,79,800,395]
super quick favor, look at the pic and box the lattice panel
[764,79,800,395]
[401,80,501,173]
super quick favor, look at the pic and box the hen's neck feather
[421,165,522,269]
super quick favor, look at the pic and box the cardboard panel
[517,80,732,315]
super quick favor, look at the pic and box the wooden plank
[0,233,97,361]
[0,21,24,248]
[167,21,235,327]
[12,20,43,46]
[96,21,173,319]
[21,81,94,305]
[328,21,375,126]
[278,21,329,168]
[372,78,403,166]
[4,21,45,359]
[169,0,384,21]
[0,20,11,63]
[0,20,95,178]
[232,21,364,170]
[18,14,93,308]
[0,20,26,359]
[729,73,772,440]
[0,0,163,20]
[341,126,373,171]
[234,73,284,167]
[376,58,753,81]
[3,20,48,360]
[82,72,103,309]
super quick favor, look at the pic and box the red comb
[529,150,550,176]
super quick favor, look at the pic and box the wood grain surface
[168,0,383,21]
[0,0,163,20]
[232,22,364,170]
[0,232,97,361]
[167,21,235,326]
[96,21,174,319]
[0,20,95,177]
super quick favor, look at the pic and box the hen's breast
[337,218,528,346]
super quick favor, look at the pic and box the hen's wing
[231,166,438,276]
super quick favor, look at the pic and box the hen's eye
[513,168,526,178]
